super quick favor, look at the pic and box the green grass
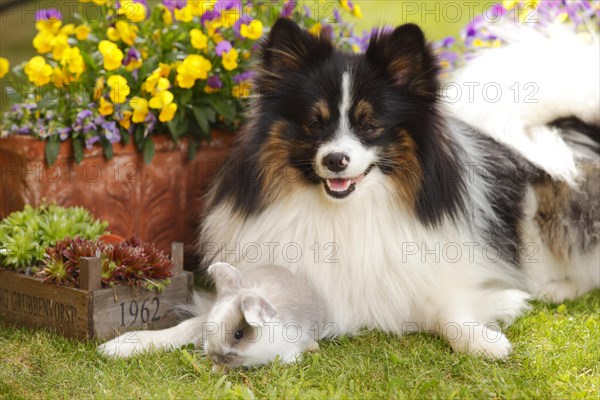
[1,290,599,399]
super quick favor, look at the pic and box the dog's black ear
[366,24,438,92]
[260,18,333,74]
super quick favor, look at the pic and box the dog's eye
[363,123,377,132]
[306,120,323,131]
[234,329,244,340]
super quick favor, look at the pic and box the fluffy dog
[99,19,599,360]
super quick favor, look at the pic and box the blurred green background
[0,1,489,66]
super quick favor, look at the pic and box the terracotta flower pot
[0,131,234,269]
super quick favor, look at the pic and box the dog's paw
[97,331,149,358]
[448,324,512,361]
[537,280,579,303]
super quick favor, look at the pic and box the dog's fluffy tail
[447,21,599,185]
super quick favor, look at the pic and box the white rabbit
[203,262,330,371]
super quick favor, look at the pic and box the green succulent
[0,204,109,270]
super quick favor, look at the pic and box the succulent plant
[0,204,108,270]
[38,235,174,289]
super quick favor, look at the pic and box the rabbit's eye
[234,329,244,340]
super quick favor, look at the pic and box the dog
[99,18,600,360]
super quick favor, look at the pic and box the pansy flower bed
[0,0,363,165]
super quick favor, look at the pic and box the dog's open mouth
[322,165,374,199]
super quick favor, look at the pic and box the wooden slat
[0,270,90,339]
[79,257,102,291]
[171,242,184,275]
[91,271,192,340]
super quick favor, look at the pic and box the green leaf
[73,138,84,164]
[134,125,145,150]
[45,140,60,166]
[207,98,235,122]
[188,140,198,161]
[179,90,193,105]
[143,138,155,165]
[204,107,216,124]
[102,140,114,160]
[121,129,131,145]
[192,107,209,136]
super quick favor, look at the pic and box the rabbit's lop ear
[240,293,277,326]
[207,262,243,296]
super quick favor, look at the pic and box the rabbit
[203,262,330,371]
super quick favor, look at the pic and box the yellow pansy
[222,48,238,71]
[157,77,171,92]
[107,27,120,41]
[554,12,569,24]
[159,103,177,122]
[33,31,54,54]
[61,46,85,77]
[0,57,9,79]
[51,34,70,61]
[212,32,224,44]
[36,20,62,35]
[190,29,208,50]
[157,63,172,78]
[502,0,520,9]
[98,97,114,116]
[309,23,322,36]
[142,68,170,95]
[130,97,149,123]
[118,110,133,129]
[75,24,91,40]
[115,21,138,46]
[176,54,211,88]
[149,90,174,109]
[107,75,130,103]
[174,5,194,22]
[125,58,142,72]
[472,38,485,47]
[161,5,173,25]
[60,24,75,35]
[52,66,67,87]
[118,0,147,22]
[99,40,124,71]
[188,0,214,16]
[205,20,223,38]
[94,76,105,100]
[240,20,263,40]
[24,56,52,85]
[232,81,251,98]
[352,4,363,18]
[221,9,239,28]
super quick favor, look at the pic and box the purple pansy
[215,40,232,56]
[162,0,187,11]
[281,0,296,18]
[233,15,253,37]
[58,127,72,141]
[232,71,253,84]
[35,8,62,22]
[85,135,100,150]
[124,47,142,65]
[207,75,223,89]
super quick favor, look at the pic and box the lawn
[1,290,599,399]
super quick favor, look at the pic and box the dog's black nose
[323,152,350,172]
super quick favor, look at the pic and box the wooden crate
[0,242,192,340]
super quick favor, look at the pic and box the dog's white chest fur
[202,171,524,336]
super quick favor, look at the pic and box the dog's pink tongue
[329,179,350,191]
